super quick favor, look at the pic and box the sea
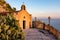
[33,18,60,31]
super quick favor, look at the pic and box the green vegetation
[6,4,13,12]
[0,0,24,40]
[0,13,24,40]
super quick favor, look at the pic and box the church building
[14,4,32,29]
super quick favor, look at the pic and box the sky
[5,0,60,18]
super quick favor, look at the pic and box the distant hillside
[0,0,15,12]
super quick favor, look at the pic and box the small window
[24,16,25,18]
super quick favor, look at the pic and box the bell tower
[21,3,26,10]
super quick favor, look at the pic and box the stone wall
[33,20,59,39]
[38,23,59,39]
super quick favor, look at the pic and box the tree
[13,7,16,12]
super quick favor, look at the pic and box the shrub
[0,13,24,40]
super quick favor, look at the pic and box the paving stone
[23,28,57,40]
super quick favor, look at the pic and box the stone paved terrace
[23,28,57,40]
